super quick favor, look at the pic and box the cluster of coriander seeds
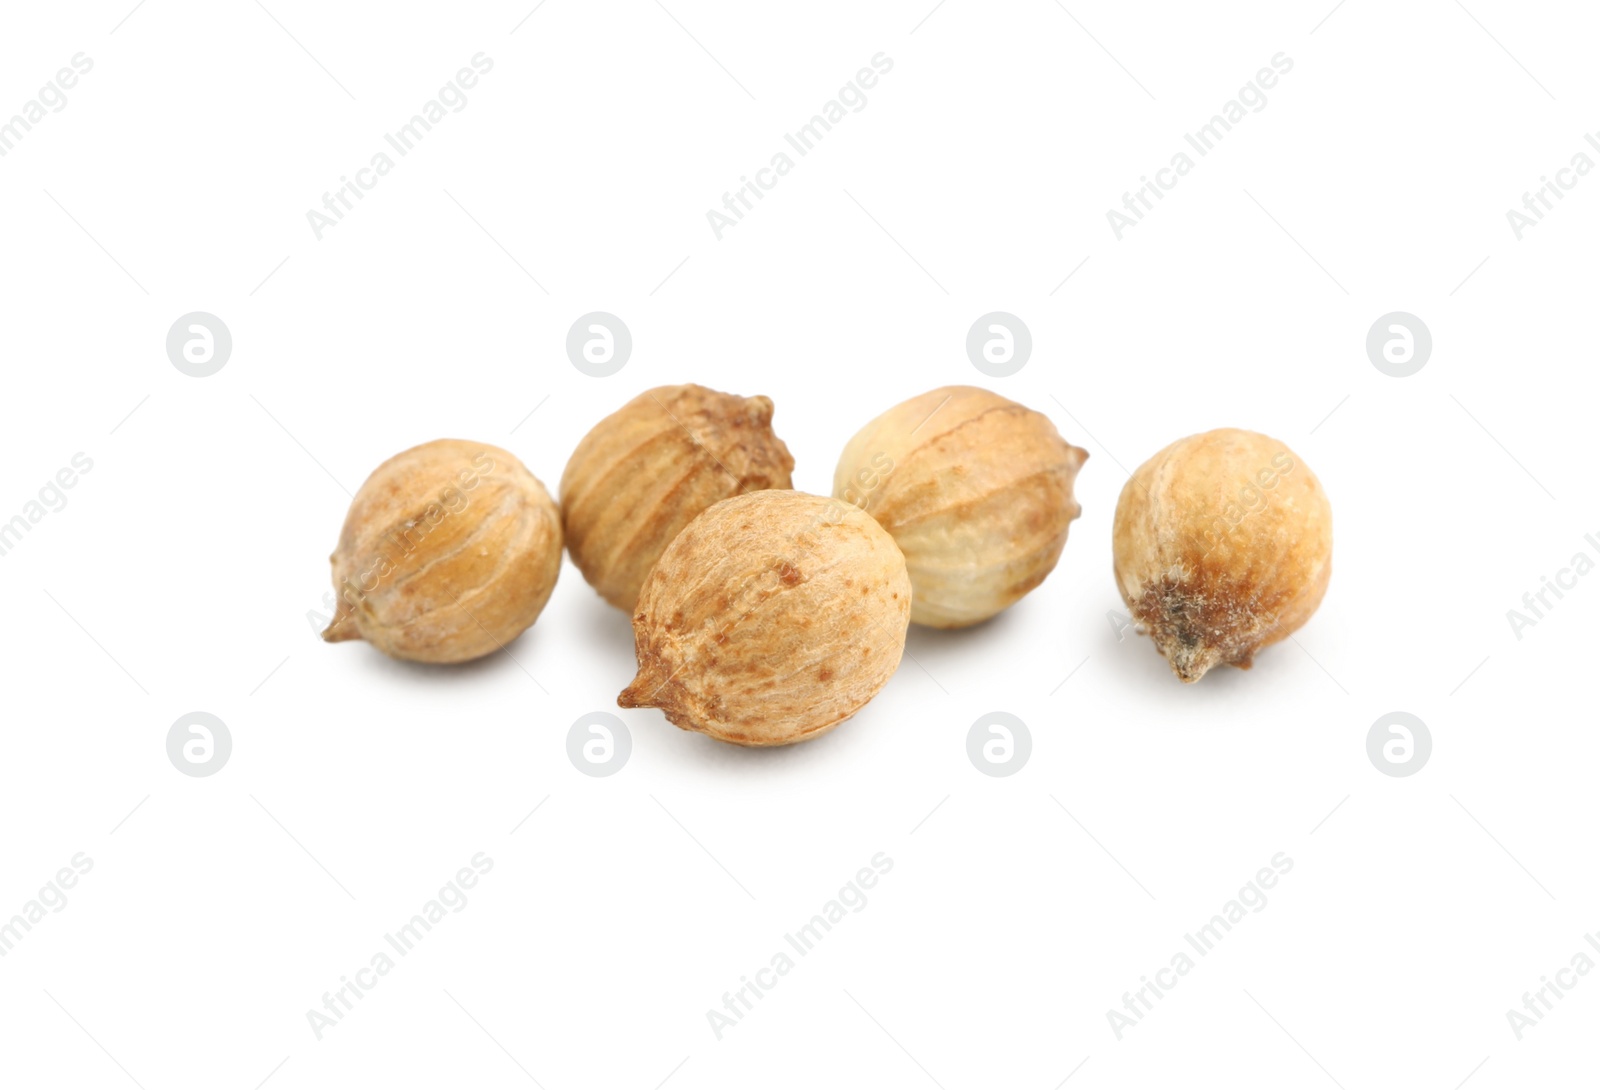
[320,384,1334,743]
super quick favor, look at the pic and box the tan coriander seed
[1111,427,1333,683]
[618,490,911,746]
[322,438,562,664]
[560,384,795,612]
[833,385,1089,628]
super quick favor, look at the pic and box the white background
[1,0,1595,1086]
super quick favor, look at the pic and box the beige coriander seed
[322,438,562,664]
[1112,427,1333,683]
[561,384,795,612]
[833,385,1089,628]
[618,490,911,747]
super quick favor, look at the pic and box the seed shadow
[677,713,867,773]
[1096,621,1306,720]
[898,601,1027,690]
[574,596,638,661]
[342,617,557,687]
